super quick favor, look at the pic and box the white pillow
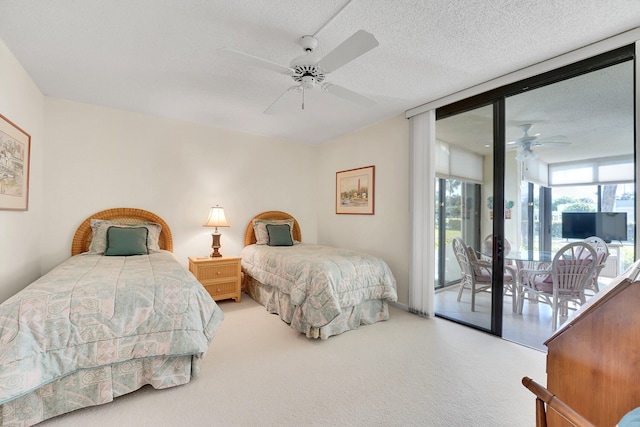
[252,219,295,245]
[89,219,162,254]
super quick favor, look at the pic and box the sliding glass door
[432,44,635,349]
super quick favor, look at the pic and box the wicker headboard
[71,208,174,255]
[244,211,302,246]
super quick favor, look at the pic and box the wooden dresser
[188,256,242,302]
[542,267,640,426]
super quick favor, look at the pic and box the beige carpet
[41,297,546,427]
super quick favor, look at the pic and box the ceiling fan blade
[322,83,376,107]
[533,135,571,147]
[217,48,293,75]
[264,85,301,114]
[536,135,568,143]
[508,130,566,145]
[317,30,379,73]
[534,141,572,148]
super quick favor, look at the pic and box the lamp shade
[203,206,229,228]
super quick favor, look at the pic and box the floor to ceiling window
[434,178,481,291]
[433,45,635,350]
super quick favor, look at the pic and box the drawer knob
[217,271,222,275]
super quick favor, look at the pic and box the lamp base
[210,232,223,257]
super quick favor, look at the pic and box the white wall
[42,98,318,273]
[1,35,410,308]
[0,39,45,302]
[316,114,410,305]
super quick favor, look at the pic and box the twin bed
[241,211,398,339]
[0,208,397,425]
[0,208,223,426]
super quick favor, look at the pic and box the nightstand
[188,256,242,302]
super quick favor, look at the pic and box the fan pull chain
[302,86,305,110]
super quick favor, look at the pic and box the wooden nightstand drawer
[197,263,239,282]
[188,256,241,302]
[203,280,238,299]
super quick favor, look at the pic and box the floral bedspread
[0,251,223,406]
[241,243,397,327]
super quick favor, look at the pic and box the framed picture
[0,114,31,211]
[336,165,375,215]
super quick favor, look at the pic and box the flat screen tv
[561,212,627,242]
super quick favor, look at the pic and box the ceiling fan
[507,124,571,161]
[217,29,379,113]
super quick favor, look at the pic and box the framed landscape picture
[0,114,31,211]
[336,165,375,215]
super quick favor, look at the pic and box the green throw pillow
[266,224,294,246]
[104,226,149,256]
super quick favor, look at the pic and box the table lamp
[203,205,229,257]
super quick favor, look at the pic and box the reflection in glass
[434,58,634,351]
[434,105,493,331]
[503,59,635,350]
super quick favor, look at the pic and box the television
[561,212,627,243]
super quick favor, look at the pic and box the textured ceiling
[1,1,640,144]
[437,61,635,164]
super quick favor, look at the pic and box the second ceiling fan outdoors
[217,29,379,113]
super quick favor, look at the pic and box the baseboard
[389,300,409,311]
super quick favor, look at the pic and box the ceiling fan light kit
[515,148,538,162]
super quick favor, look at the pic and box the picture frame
[0,114,31,211]
[336,165,375,215]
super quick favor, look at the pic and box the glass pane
[434,105,493,331]
[519,182,542,253]
[434,179,440,287]
[504,59,634,350]
[615,183,635,271]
